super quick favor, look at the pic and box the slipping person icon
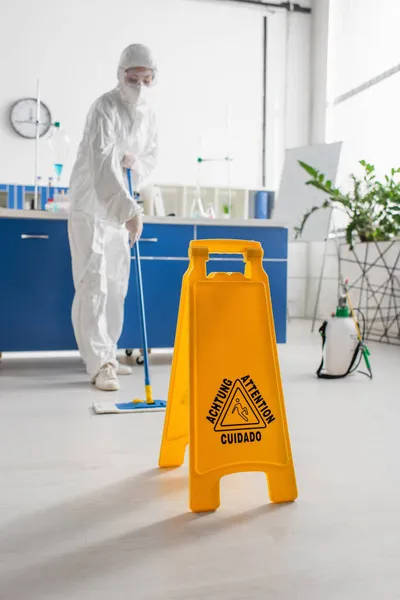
[232,398,249,422]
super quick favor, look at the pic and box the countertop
[0,208,287,228]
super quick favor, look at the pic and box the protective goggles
[125,68,154,87]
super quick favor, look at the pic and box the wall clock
[10,98,52,139]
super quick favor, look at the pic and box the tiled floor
[0,321,399,599]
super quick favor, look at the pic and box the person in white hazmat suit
[68,44,158,391]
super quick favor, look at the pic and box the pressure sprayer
[317,279,372,379]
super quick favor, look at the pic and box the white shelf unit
[148,184,250,220]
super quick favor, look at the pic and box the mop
[92,169,167,414]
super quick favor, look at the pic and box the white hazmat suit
[68,44,158,383]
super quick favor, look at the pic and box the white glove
[126,214,143,248]
[122,153,136,169]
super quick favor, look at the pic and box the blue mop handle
[127,168,151,388]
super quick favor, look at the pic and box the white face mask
[122,82,148,105]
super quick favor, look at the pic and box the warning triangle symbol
[214,380,267,432]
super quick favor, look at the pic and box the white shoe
[95,364,120,391]
[117,362,133,376]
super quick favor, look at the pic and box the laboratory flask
[49,122,69,182]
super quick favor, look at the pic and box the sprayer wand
[343,279,372,378]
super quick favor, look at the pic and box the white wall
[310,0,330,144]
[291,0,400,322]
[0,0,262,189]
[0,0,312,194]
[265,7,311,189]
[309,0,400,180]
[327,0,400,183]
[288,240,340,320]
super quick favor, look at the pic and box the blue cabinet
[0,218,75,351]
[0,216,288,352]
[196,225,288,259]
[196,224,288,342]
[119,259,189,349]
[138,224,194,258]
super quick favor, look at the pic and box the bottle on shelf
[205,202,216,219]
[45,198,55,212]
[45,190,69,213]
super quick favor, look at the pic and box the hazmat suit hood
[117,44,158,106]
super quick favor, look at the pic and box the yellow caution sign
[159,239,297,512]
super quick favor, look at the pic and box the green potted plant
[296,160,400,248]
